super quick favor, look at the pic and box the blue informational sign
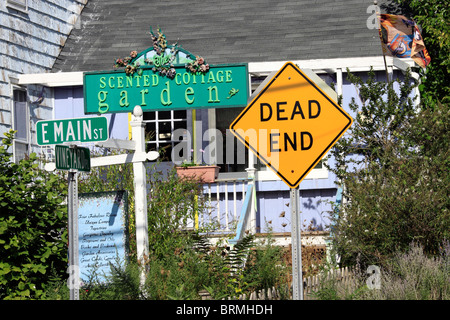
[78,191,128,282]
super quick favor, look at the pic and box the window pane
[14,142,28,162]
[158,111,171,120]
[14,101,27,140]
[158,143,172,161]
[174,110,186,119]
[146,142,157,152]
[173,120,186,131]
[145,122,156,141]
[14,90,26,102]
[216,107,246,172]
[314,160,323,169]
[143,112,155,121]
[143,110,187,162]
[158,121,171,134]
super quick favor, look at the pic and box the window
[143,110,187,161]
[12,89,29,162]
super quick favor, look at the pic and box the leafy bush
[243,233,290,296]
[0,130,68,299]
[394,0,450,104]
[71,150,291,300]
[107,233,291,300]
[146,167,209,260]
[328,70,450,266]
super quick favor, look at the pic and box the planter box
[176,165,220,183]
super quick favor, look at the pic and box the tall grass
[363,242,450,300]
[313,242,450,300]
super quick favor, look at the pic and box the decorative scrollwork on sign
[113,27,209,79]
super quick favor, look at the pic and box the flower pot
[176,165,220,183]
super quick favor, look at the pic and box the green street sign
[55,145,91,172]
[83,64,249,114]
[36,117,108,145]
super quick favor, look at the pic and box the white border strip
[18,56,415,87]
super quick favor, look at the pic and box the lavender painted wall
[53,86,129,140]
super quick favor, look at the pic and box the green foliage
[332,69,418,176]
[144,243,210,300]
[328,70,449,266]
[0,130,68,299]
[243,233,289,295]
[55,232,290,300]
[196,234,257,299]
[394,0,450,104]
[146,167,208,260]
[92,259,142,300]
[71,152,290,300]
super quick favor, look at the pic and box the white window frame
[143,110,188,160]
[11,86,30,162]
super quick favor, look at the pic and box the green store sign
[83,64,248,114]
[84,28,249,114]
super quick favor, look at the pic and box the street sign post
[54,144,90,301]
[67,170,79,300]
[55,145,91,172]
[230,62,353,300]
[36,116,108,145]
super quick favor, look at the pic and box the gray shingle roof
[52,0,396,72]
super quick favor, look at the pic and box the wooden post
[130,106,149,264]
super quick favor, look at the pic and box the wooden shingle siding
[0,0,86,144]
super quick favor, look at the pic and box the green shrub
[328,70,449,266]
[0,130,68,299]
[71,152,291,300]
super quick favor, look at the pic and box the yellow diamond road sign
[230,62,353,188]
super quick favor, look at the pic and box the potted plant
[175,150,219,183]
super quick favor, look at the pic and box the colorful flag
[378,14,431,68]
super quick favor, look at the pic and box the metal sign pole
[68,168,79,300]
[291,186,303,300]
